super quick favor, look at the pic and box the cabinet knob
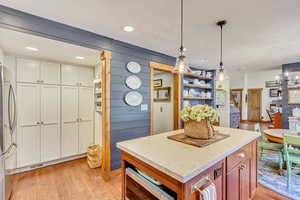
[238,152,245,159]
[240,164,246,170]
[41,121,44,125]
[36,122,40,125]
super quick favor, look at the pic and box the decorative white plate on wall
[125,91,143,106]
[125,75,142,89]
[127,61,141,74]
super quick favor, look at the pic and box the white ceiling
[1,0,300,72]
[0,28,99,66]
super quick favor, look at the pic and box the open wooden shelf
[184,83,212,89]
[184,73,213,80]
[183,96,212,100]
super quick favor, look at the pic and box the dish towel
[201,183,217,200]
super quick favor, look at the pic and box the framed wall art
[288,88,300,104]
[154,79,162,88]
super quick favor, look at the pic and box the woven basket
[184,119,215,139]
[87,145,102,169]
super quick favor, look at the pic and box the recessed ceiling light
[75,56,85,60]
[25,46,38,51]
[123,26,135,32]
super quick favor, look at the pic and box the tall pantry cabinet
[16,58,94,168]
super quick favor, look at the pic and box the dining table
[263,129,300,144]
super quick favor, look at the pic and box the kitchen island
[117,126,261,200]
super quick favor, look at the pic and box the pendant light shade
[217,20,227,81]
[172,0,191,74]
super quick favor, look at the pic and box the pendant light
[172,0,191,74]
[217,20,227,81]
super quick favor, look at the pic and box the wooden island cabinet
[117,127,260,200]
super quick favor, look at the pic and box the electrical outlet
[141,104,148,111]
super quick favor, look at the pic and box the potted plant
[181,104,219,139]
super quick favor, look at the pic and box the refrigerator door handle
[8,84,17,134]
[0,143,17,160]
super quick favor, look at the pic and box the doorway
[150,62,180,135]
[230,89,243,119]
[247,88,262,122]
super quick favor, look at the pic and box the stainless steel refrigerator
[0,62,17,200]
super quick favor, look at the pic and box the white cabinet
[41,62,60,84]
[78,87,94,153]
[79,67,94,87]
[62,86,94,155]
[79,121,94,153]
[40,85,60,161]
[17,58,60,85]
[17,58,40,84]
[61,65,79,86]
[61,65,93,87]
[62,86,79,157]
[17,83,61,167]
[17,83,41,167]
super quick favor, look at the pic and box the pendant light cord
[180,0,184,55]
[220,24,223,68]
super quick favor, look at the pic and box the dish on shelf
[126,61,141,74]
[125,91,143,106]
[125,75,142,89]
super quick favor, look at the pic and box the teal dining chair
[283,134,300,189]
[254,124,284,173]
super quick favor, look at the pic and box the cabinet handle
[36,122,40,125]
[40,121,44,125]
[238,152,245,159]
[239,164,246,170]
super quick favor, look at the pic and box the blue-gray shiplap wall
[282,62,300,128]
[110,53,175,170]
[0,4,176,170]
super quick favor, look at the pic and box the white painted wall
[153,72,173,134]
[229,69,281,121]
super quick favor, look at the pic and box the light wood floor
[10,121,288,200]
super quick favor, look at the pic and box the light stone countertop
[117,126,261,183]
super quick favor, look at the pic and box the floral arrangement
[181,104,219,123]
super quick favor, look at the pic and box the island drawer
[226,143,251,172]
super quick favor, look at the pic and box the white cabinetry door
[61,65,78,86]
[41,85,60,161]
[41,62,60,85]
[78,67,94,87]
[78,87,94,153]
[62,86,78,157]
[17,58,40,83]
[78,121,94,153]
[17,84,41,167]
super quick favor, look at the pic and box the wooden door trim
[247,88,262,122]
[230,89,243,119]
[149,61,180,135]
[100,50,113,180]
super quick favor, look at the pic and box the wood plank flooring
[11,159,121,200]
[10,121,289,200]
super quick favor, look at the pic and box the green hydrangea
[180,104,219,123]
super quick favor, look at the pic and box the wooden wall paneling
[101,50,112,180]
[173,73,181,130]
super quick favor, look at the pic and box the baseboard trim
[10,154,87,174]
[101,168,121,181]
